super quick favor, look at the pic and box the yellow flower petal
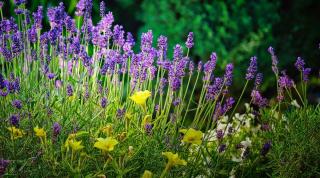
[162,152,187,167]
[94,137,119,152]
[34,126,46,138]
[179,128,203,145]
[7,126,25,139]
[130,90,151,106]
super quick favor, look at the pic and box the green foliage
[266,106,320,177]
[138,0,279,67]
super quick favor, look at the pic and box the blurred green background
[2,0,320,100]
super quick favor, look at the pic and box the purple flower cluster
[9,114,20,127]
[251,90,268,108]
[11,99,22,109]
[0,159,10,176]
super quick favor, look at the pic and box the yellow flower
[7,127,25,139]
[130,90,151,106]
[141,170,153,178]
[68,139,84,152]
[162,152,187,167]
[179,128,203,145]
[94,137,119,152]
[34,126,46,138]
[68,95,76,102]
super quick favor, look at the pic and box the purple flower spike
[0,2,4,9]
[101,97,107,108]
[66,84,73,96]
[224,63,234,86]
[185,32,194,49]
[268,46,279,75]
[246,56,258,81]
[100,1,106,17]
[254,73,263,89]
[294,57,305,71]
[302,68,311,82]
[145,123,153,135]
[173,44,183,61]
[9,114,20,127]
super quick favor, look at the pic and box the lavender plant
[0,1,318,177]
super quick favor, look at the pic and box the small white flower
[291,99,300,108]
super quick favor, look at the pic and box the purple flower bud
[46,73,55,80]
[185,32,194,49]
[11,99,22,109]
[0,2,3,9]
[245,56,258,80]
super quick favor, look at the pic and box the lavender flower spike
[224,63,234,86]
[294,57,305,71]
[185,32,194,49]
[246,56,258,80]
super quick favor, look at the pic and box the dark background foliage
[2,0,320,100]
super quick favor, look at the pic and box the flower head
[34,126,46,138]
[246,56,258,80]
[7,126,24,139]
[162,152,187,167]
[69,140,84,152]
[94,137,119,152]
[179,128,203,145]
[130,90,151,106]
